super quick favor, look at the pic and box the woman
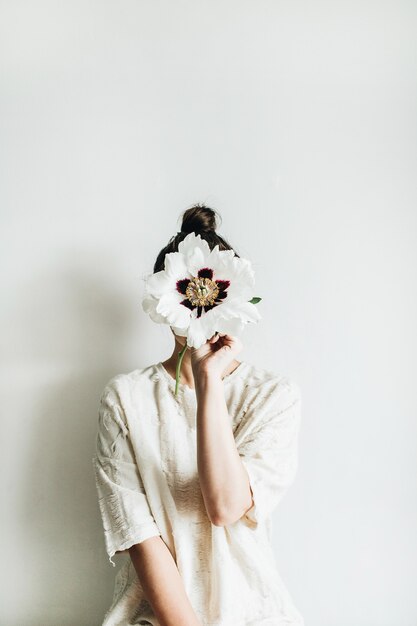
[92,205,304,625]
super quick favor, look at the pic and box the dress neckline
[155,360,248,393]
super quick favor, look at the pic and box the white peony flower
[141,232,262,393]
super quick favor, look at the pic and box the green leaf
[249,297,262,304]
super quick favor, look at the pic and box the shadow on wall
[17,258,140,625]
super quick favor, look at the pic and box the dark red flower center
[176,267,230,318]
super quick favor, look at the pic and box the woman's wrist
[194,369,223,395]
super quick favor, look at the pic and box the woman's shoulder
[99,363,160,399]
[242,361,301,393]
[100,361,301,406]
[239,361,302,409]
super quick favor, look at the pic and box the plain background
[1,1,416,625]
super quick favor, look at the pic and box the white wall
[1,1,416,624]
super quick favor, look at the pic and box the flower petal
[177,233,213,276]
[164,252,190,280]
[214,298,262,324]
[207,244,235,275]
[186,312,217,348]
[179,298,194,310]
[176,278,191,294]
[214,317,245,336]
[197,267,214,280]
[215,290,228,301]
[142,294,169,324]
[187,247,207,277]
[217,257,256,300]
[170,324,188,338]
[156,292,191,327]
[145,271,172,299]
[215,279,230,301]
[178,232,211,260]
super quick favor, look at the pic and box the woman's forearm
[128,536,202,626]
[195,373,253,526]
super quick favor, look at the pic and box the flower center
[185,276,219,307]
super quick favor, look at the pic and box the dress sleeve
[237,376,302,528]
[92,378,161,566]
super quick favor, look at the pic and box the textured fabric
[92,360,304,626]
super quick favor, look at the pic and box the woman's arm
[195,362,254,527]
[129,536,202,626]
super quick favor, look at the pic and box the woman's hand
[190,332,243,381]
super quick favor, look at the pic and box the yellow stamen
[185,276,219,307]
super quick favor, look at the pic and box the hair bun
[180,204,218,235]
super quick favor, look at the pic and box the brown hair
[153,203,239,273]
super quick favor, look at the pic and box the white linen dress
[92,360,304,626]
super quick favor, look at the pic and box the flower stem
[175,342,189,396]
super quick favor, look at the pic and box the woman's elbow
[210,501,251,526]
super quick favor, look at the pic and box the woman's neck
[161,338,240,389]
